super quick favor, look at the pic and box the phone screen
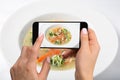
[33,21,88,49]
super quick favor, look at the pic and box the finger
[39,57,50,79]
[20,46,28,58]
[20,46,32,60]
[88,28,98,45]
[88,28,100,55]
[80,28,89,48]
[33,33,44,50]
[21,46,36,63]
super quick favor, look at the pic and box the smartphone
[32,21,88,49]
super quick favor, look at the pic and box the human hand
[75,28,100,80]
[10,34,50,80]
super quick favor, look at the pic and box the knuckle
[17,62,22,69]
[26,47,34,53]
[10,65,17,72]
[25,64,31,72]
[10,67,14,73]
[26,47,31,51]
[23,46,27,49]
[31,47,37,53]
[22,46,28,51]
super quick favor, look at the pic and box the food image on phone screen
[32,21,88,48]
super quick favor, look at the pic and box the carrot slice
[37,49,61,63]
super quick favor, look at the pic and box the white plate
[0,0,118,80]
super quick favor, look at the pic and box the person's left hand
[10,34,50,80]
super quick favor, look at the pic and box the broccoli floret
[49,32,54,37]
[50,55,64,67]
[54,40,61,44]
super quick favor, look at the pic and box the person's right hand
[75,28,100,80]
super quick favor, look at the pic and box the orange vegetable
[37,49,61,63]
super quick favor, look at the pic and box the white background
[0,0,120,80]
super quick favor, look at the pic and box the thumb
[80,28,89,48]
[38,57,50,80]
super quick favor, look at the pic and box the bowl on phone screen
[45,25,72,46]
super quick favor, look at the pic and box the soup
[22,28,75,70]
[46,25,72,45]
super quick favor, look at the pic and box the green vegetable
[49,32,57,37]
[62,28,68,34]
[49,32,54,37]
[64,33,70,41]
[54,40,61,44]
[50,55,64,67]
[53,33,57,36]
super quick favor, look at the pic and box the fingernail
[82,28,87,34]
[47,57,50,63]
